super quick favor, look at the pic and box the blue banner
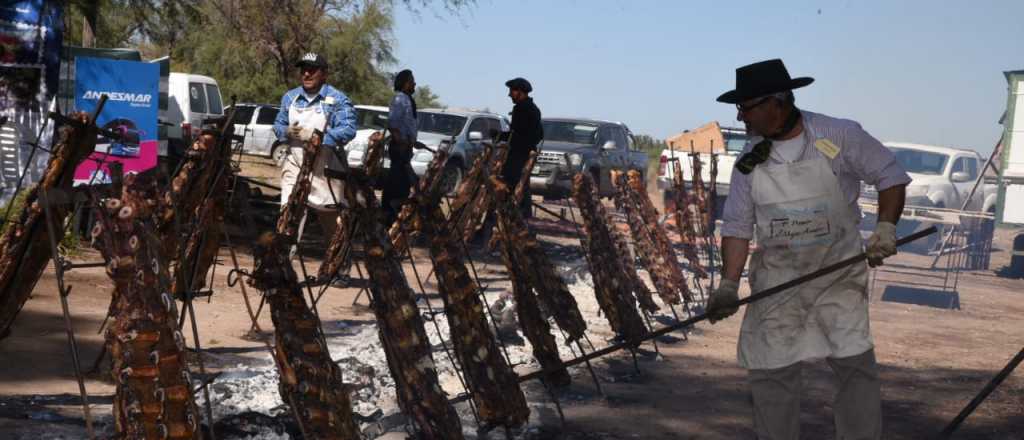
[73,57,159,185]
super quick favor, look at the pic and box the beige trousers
[748,349,881,440]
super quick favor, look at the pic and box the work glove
[866,221,898,267]
[706,278,740,324]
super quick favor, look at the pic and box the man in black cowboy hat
[706,59,910,440]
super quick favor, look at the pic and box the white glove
[706,278,740,324]
[866,221,897,267]
[287,123,315,142]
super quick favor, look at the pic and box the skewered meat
[571,173,646,344]
[91,173,201,439]
[0,113,97,339]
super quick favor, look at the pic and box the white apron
[280,98,346,210]
[737,128,872,370]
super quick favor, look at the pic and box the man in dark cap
[273,52,357,241]
[503,77,543,217]
[705,59,910,440]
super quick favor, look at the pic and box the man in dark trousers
[503,77,543,217]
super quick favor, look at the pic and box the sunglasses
[735,138,772,175]
[735,96,773,113]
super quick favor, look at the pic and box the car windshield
[724,132,748,153]
[542,121,599,145]
[890,147,949,175]
[418,112,466,136]
[356,108,388,130]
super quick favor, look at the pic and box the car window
[628,133,639,151]
[542,120,599,145]
[230,106,255,125]
[418,112,467,137]
[256,107,279,125]
[188,82,207,114]
[356,108,388,130]
[965,157,978,180]
[205,84,223,115]
[467,118,489,138]
[486,118,503,140]
[891,148,948,175]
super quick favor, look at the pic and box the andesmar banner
[72,56,159,185]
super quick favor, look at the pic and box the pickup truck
[530,118,648,199]
[656,125,747,216]
[861,142,997,213]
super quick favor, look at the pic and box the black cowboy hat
[716,59,813,104]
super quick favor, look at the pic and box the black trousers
[382,140,414,227]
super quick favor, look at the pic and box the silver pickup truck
[530,118,648,199]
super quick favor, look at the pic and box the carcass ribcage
[605,211,660,313]
[249,133,362,439]
[167,132,235,298]
[388,137,454,255]
[317,209,355,282]
[708,153,718,232]
[495,153,587,342]
[671,163,707,278]
[571,173,646,344]
[403,149,529,429]
[445,143,495,242]
[250,234,361,439]
[461,143,510,243]
[621,170,693,303]
[91,174,201,439]
[0,114,96,339]
[491,155,573,387]
[690,154,710,230]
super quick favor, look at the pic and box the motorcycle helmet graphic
[98,118,144,157]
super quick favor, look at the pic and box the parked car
[344,104,390,169]
[165,73,224,160]
[406,108,508,194]
[224,103,282,160]
[656,125,747,216]
[861,142,998,212]
[529,118,648,199]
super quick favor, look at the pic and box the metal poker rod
[514,226,939,385]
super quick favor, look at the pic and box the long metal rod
[936,346,1024,439]
[40,190,94,440]
[508,226,938,387]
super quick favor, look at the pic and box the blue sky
[392,0,1024,156]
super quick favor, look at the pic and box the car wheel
[272,142,288,165]
[440,162,463,196]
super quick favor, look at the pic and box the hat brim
[295,61,327,69]
[716,77,814,104]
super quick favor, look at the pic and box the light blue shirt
[388,92,418,143]
[273,84,357,149]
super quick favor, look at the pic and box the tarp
[666,121,726,154]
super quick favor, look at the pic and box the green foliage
[633,134,667,181]
[413,84,442,108]
[0,187,33,237]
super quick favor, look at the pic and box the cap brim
[295,61,326,69]
[716,77,814,104]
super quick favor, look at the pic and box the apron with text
[279,98,346,210]
[738,130,872,370]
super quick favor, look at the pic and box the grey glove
[706,278,740,324]
[866,221,897,267]
[286,123,303,140]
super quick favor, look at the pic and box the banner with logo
[72,57,159,185]
[0,0,62,203]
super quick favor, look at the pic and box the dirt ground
[1,155,1022,439]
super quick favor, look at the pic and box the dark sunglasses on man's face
[735,96,772,113]
[735,138,772,175]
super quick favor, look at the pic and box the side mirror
[951,171,971,183]
[601,140,617,150]
[468,131,483,142]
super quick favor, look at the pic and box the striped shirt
[272,84,357,149]
[721,110,912,240]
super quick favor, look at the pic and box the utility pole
[79,1,98,48]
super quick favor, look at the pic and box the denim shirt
[273,84,357,149]
[388,92,418,143]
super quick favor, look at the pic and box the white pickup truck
[863,142,998,213]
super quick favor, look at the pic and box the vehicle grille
[537,151,563,165]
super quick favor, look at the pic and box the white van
[165,73,224,157]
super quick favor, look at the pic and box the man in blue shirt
[383,69,418,227]
[273,52,357,240]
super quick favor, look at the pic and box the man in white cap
[706,58,911,440]
[273,52,357,240]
